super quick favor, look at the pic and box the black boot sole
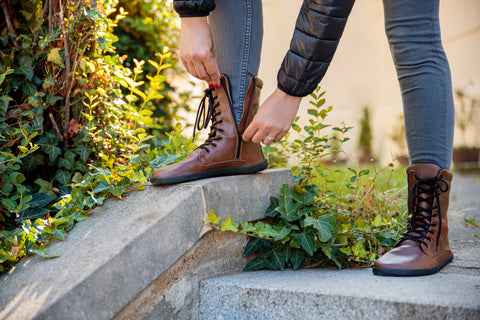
[372,254,454,277]
[150,159,268,186]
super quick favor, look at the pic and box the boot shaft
[198,74,265,165]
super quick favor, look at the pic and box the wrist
[274,88,302,102]
[181,16,208,29]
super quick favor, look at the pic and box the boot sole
[372,254,454,277]
[150,159,268,186]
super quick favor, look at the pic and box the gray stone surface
[0,169,292,320]
[199,269,480,320]
[198,172,480,320]
[113,231,250,320]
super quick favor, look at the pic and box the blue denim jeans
[383,0,454,169]
[208,0,263,125]
[208,0,454,169]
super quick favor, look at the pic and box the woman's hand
[179,17,220,87]
[243,88,302,145]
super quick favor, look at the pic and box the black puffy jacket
[173,0,355,97]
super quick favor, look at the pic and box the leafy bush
[205,88,407,270]
[0,0,193,273]
[113,0,192,137]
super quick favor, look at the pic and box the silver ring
[266,136,275,141]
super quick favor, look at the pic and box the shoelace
[400,174,449,249]
[193,88,224,153]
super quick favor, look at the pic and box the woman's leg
[383,0,454,169]
[208,0,263,126]
[373,0,455,276]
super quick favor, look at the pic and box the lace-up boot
[150,74,267,185]
[373,163,453,276]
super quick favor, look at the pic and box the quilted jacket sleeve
[173,0,216,17]
[277,0,355,97]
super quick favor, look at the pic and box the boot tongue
[404,164,442,246]
[408,163,441,179]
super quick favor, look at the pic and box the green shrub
[113,0,192,137]
[205,88,408,270]
[0,0,193,273]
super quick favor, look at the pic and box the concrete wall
[258,0,480,164]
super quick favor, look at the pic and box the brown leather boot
[373,163,453,276]
[150,74,268,185]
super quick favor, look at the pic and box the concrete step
[199,269,480,320]
[0,169,292,320]
[197,172,480,320]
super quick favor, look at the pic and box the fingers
[243,120,287,146]
[179,17,221,87]
[243,88,302,146]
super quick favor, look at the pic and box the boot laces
[400,174,449,248]
[193,88,224,153]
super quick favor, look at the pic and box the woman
[151,0,455,277]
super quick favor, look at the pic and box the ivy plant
[205,88,407,271]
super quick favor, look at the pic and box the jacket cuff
[277,69,320,97]
[173,0,216,18]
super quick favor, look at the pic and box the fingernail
[209,84,214,89]
[214,84,219,89]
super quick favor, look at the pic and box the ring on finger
[265,135,275,141]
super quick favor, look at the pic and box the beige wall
[258,0,480,165]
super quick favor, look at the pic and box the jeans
[208,0,454,169]
[208,0,263,125]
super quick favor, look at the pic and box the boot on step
[150,74,268,185]
[373,163,453,276]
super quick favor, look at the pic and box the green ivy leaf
[52,229,66,241]
[374,230,397,246]
[58,151,76,170]
[220,215,239,232]
[37,132,61,162]
[34,178,53,194]
[269,245,288,271]
[243,253,277,271]
[355,217,371,232]
[292,228,315,255]
[149,154,181,170]
[239,221,256,234]
[46,93,64,106]
[303,214,336,242]
[255,221,291,241]
[289,248,305,270]
[352,242,368,259]
[0,95,11,116]
[47,48,65,68]
[277,184,302,222]
[264,196,280,218]
[243,238,272,257]
[205,209,221,225]
[54,170,72,186]
[73,144,92,163]
[16,56,34,80]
